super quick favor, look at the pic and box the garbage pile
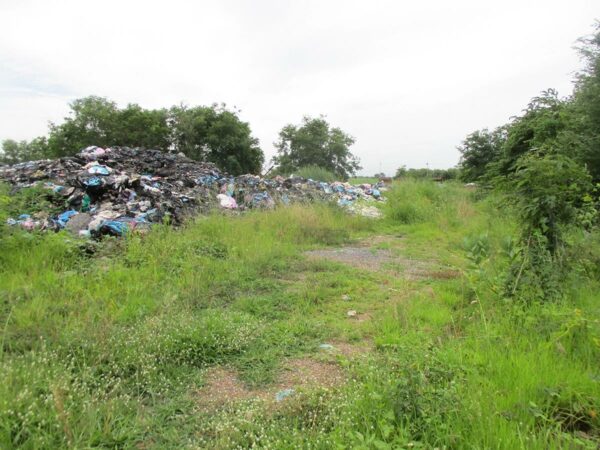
[1,146,386,237]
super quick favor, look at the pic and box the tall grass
[1,182,599,448]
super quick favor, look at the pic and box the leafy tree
[272,116,361,180]
[46,96,170,157]
[169,104,264,175]
[2,97,264,174]
[47,96,121,157]
[491,90,569,178]
[114,104,170,150]
[457,127,505,182]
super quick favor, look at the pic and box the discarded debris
[347,310,358,318]
[318,343,336,351]
[275,388,295,402]
[1,146,388,237]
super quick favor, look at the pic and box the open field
[1,180,599,449]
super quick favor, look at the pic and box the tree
[272,116,361,179]
[169,104,264,175]
[46,96,170,157]
[457,127,505,182]
[1,137,48,164]
[47,96,121,157]
[114,104,170,150]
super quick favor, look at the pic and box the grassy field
[1,181,599,449]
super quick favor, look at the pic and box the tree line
[0,100,361,179]
[458,23,600,186]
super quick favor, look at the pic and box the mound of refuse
[1,146,386,237]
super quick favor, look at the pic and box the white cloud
[0,0,598,174]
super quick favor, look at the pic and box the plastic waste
[87,165,112,175]
[217,194,238,209]
[319,343,335,351]
[83,177,103,187]
[275,389,295,402]
[56,210,79,228]
[1,145,388,238]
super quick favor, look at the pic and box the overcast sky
[0,0,598,175]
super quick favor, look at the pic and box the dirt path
[195,235,456,411]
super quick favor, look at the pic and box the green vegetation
[272,115,361,179]
[2,19,600,450]
[0,98,263,176]
[394,166,460,181]
[458,23,600,185]
[1,179,599,448]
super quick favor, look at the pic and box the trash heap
[1,146,386,237]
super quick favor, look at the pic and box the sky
[0,0,599,176]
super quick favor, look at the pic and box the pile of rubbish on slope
[1,146,387,238]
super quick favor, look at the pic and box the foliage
[1,97,264,175]
[168,104,264,175]
[45,97,170,158]
[571,21,600,181]
[500,154,593,300]
[457,127,506,182]
[394,166,459,181]
[273,116,361,180]
[504,154,592,254]
[0,137,49,164]
[456,24,600,302]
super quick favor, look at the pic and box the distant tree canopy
[1,96,264,176]
[394,166,459,181]
[0,137,49,165]
[272,116,361,180]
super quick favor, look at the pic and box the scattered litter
[347,310,357,318]
[341,294,352,301]
[318,343,336,351]
[275,388,295,402]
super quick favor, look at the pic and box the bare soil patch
[304,236,457,280]
[196,357,346,412]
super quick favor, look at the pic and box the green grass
[1,181,599,448]
[350,176,380,184]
